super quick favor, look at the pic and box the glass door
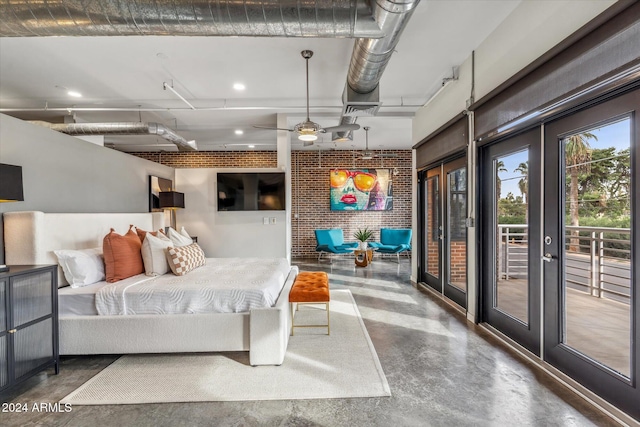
[543,88,639,418]
[480,128,541,354]
[420,167,442,292]
[419,157,468,309]
[443,158,467,308]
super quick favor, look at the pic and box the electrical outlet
[263,217,269,225]
[269,217,277,225]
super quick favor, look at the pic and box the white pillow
[167,227,193,247]
[180,226,191,239]
[54,248,105,288]
[141,232,173,276]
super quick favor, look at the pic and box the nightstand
[0,265,59,393]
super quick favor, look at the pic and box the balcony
[497,224,631,377]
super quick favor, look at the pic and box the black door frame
[442,157,468,308]
[418,154,468,309]
[543,87,639,418]
[418,166,443,292]
[479,127,542,355]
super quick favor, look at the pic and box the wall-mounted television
[217,172,285,211]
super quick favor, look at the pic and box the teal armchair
[369,228,412,262]
[314,229,358,261]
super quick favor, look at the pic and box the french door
[480,128,541,354]
[419,157,468,308]
[543,88,639,417]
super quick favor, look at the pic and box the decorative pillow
[54,248,105,287]
[103,225,144,283]
[141,232,173,276]
[165,243,206,276]
[167,227,193,247]
[179,226,191,239]
[135,227,165,243]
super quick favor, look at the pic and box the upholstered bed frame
[3,211,296,366]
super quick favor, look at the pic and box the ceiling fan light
[298,131,317,142]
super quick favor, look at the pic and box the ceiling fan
[353,126,398,160]
[253,50,360,144]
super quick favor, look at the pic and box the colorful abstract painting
[330,169,393,211]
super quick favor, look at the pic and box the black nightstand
[0,265,59,393]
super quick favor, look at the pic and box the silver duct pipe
[0,0,383,38]
[4,0,418,146]
[333,0,420,141]
[29,121,197,151]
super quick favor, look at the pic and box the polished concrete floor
[496,276,631,377]
[0,258,623,427]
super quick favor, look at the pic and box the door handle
[542,253,555,263]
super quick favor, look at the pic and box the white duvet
[95,258,291,315]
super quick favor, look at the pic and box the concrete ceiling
[0,1,520,152]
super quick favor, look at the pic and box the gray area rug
[61,289,390,404]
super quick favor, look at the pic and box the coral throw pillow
[103,225,144,282]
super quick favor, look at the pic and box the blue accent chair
[369,228,412,262]
[314,229,358,261]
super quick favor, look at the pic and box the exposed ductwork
[2,0,420,148]
[28,121,198,152]
[0,0,383,38]
[332,0,420,142]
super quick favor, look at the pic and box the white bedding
[95,257,291,315]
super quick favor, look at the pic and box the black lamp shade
[159,191,185,209]
[0,163,24,202]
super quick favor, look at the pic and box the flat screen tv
[217,172,286,211]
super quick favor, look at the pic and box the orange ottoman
[289,271,330,335]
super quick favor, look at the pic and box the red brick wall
[130,149,413,258]
[291,150,412,258]
[131,151,277,168]
[449,241,467,285]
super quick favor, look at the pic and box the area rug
[61,289,390,404]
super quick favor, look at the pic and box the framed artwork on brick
[149,175,173,212]
[330,168,393,211]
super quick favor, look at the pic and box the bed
[3,211,297,366]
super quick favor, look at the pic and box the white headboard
[3,211,165,285]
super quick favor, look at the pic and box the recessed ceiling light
[235,129,244,135]
[248,145,255,148]
[67,90,82,98]
[233,83,245,91]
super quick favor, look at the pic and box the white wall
[175,168,287,258]
[0,114,174,263]
[412,0,616,143]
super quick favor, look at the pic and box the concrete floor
[0,258,621,427]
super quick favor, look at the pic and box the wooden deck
[496,278,631,377]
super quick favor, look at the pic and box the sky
[497,117,631,198]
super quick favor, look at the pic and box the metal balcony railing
[498,224,631,304]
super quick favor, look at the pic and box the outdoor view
[494,149,529,324]
[563,117,632,378]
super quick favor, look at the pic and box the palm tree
[496,160,507,202]
[565,132,597,252]
[515,161,528,204]
[515,161,529,223]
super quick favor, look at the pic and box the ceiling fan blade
[377,153,398,158]
[252,125,293,132]
[303,141,314,147]
[320,123,361,133]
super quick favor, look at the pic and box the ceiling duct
[28,121,197,152]
[2,0,418,148]
[0,0,383,38]
[332,0,420,142]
